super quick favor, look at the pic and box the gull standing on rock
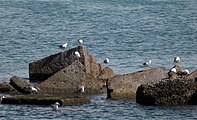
[169,68,177,74]
[182,69,190,75]
[0,96,5,103]
[75,51,81,58]
[59,42,68,49]
[174,56,180,64]
[80,86,85,97]
[78,39,83,45]
[103,58,109,64]
[51,102,60,111]
[143,60,152,69]
[29,86,38,94]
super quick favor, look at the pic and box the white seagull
[0,96,5,103]
[103,58,109,64]
[80,86,85,93]
[52,102,60,111]
[29,86,38,93]
[174,56,180,63]
[143,60,152,67]
[78,39,83,45]
[79,86,85,97]
[59,43,68,49]
[169,68,177,75]
[182,69,190,75]
[75,51,81,58]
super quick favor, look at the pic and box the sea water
[0,0,197,119]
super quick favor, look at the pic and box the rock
[9,76,37,94]
[1,95,91,106]
[107,67,168,99]
[188,69,197,81]
[36,61,103,94]
[0,82,19,94]
[136,78,197,105]
[97,67,117,86]
[29,46,102,82]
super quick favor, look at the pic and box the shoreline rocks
[29,46,102,82]
[136,78,197,105]
[107,67,168,99]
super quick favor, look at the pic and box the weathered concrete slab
[1,95,90,106]
[97,67,117,86]
[36,61,103,94]
[0,82,19,94]
[136,78,197,105]
[107,67,168,99]
[9,76,37,94]
[29,46,102,82]
[188,69,197,81]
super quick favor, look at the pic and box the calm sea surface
[0,0,197,119]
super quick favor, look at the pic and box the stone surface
[9,76,36,94]
[36,61,103,94]
[29,46,102,82]
[107,67,168,99]
[136,78,197,105]
[97,67,117,86]
[188,69,197,81]
[0,82,19,94]
[1,95,91,106]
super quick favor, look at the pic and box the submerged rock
[136,78,197,105]
[107,67,168,99]
[29,46,102,82]
[1,95,90,106]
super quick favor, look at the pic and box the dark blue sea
[0,0,197,119]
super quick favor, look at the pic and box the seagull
[78,39,83,45]
[29,86,38,93]
[59,43,68,49]
[0,96,5,103]
[143,60,152,68]
[169,68,177,75]
[182,69,190,75]
[51,102,60,111]
[80,86,85,93]
[103,58,109,64]
[174,57,180,64]
[80,86,85,97]
[75,51,81,58]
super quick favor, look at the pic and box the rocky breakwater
[107,67,168,99]
[1,46,115,106]
[29,46,112,94]
[136,66,197,105]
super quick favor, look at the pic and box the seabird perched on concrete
[169,68,177,75]
[75,51,81,58]
[174,57,180,64]
[51,102,60,111]
[80,86,85,97]
[0,96,5,103]
[80,86,85,93]
[143,60,152,67]
[182,69,190,75]
[78,39,83,45]
[103,58,109,64]
[25,86,38,94]
[59,43,68,49]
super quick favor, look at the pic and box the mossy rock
[1,95,90,106]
